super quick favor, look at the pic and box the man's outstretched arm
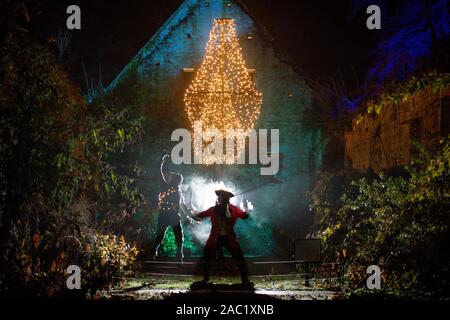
[194,207,213,220]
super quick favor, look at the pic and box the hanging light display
[184,18,262,164]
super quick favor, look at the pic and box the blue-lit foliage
[338,0,450,114]
[336,96,362,116]
[369,0,450,82]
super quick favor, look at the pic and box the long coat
[196,204,249,252]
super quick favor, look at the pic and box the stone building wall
[106,0,323,255]
[345,86,450,173]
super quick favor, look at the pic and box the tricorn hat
[215,189,235,198]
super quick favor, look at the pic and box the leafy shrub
[2,194,88,297]
[81,233,139,294]
[312,137,450,298]
[0,33,145,297]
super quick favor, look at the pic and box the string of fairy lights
[184,18,262,164]
[158,187,179,212]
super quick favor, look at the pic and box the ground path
[101,274,342,300]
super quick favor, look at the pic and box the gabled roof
[107,0,305,92]
[107,0,200,91]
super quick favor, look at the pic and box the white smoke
[188,220,211,245]
[184,176,240,211]
[183,176,246,244]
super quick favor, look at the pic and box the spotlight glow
[185,176,246,244]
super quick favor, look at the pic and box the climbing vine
[355,72,450,125]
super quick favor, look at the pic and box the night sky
[28,0,378,91]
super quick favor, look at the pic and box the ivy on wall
[355,72,450,125]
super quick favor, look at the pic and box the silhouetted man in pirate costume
[151,154,197,261]
[195,189,252,284]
